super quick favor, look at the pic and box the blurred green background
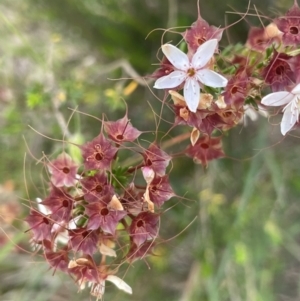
[1,0,300,300]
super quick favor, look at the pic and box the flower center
[136,220,144,227]
[231,86,238,94]
[43,217,49,224]
[197,37,206,46]
[62,199,69,207]
[187,68,196,77]
[150,185,157,193]
[256,38,264,45]
[95,184,103,193]
[290,26,299,35]
[200,143,209,149]
[116,134,124,141]
[275,65,285,75]
[62,167,70,174]
[95,152,103,161]
[100,208,109,216]
[82,231,89,238]
[94,144,104,161]
[222,111,232,118]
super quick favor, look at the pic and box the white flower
[261,83,300,135]
[153,39,228,113]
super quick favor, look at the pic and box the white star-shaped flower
[153,39,228,112]
[261,83,300,135]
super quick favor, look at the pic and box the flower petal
[192,39,218,69]
[36,198,50,215]
[281,102,298,135]
[153,71,186,89]
[99,243,117,257]
[196,69,228,88]
[291,83,300,94]
[169,90,186,106]
[184,78,200,112]
[161,44,189,70]
[261,91,294,106]
[106,275,132,294]
[69,216,80,229]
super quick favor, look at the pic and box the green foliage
[111,163,130,190]
[26,83,49,109]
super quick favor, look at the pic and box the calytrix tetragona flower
[274,0,300,46]
[261,83,300,135]
[153,39,228,112]
[129,212,159,247]
[47,152,78,187]
[104,115,142,143]
[41,186,74,223]
[186,135,225,167]
[148,175,175,207]
[85,194,127,234]
[68,257,132,298]
[25,209,53,241]
[246,24,282,52]
[182,14,224,52]
[142,143,171,176]
[68,228,99,256]
[81,134,118,171]
[262,51,295,92]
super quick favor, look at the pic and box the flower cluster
[247,0,300,135]
[152,12,246,166]
[152,0,300,157]
[25,1,300,299]
[26,114,174,299]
